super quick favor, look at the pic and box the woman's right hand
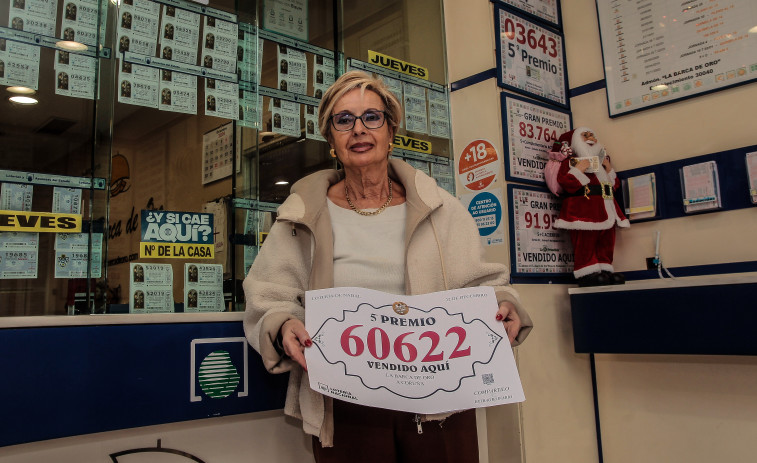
[280,319,312,371]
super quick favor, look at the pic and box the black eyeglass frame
[329,110,388,132]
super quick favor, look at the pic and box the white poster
[159,70,197,114]
[598,0,757,116]
[238,86,261,129]
[304,104,324,141]
[118,60,159,108]
[204,78,239,119]
[54,232,103,278]
[428,89,450,138]
[184,263,224,312]
[263,0,308,41]
[0,183,38,279]
[0,39,41,90]
[311,54,334,99]
[129,262,174,313]
[403,82,428,135]
[201,16,238,74]
[509,186,573,275]
[117,0,160,56]
[238,32,262,84]
[60,0,99,46]
[159,5,201,65]
[54,51,97,99]
[496,0,560,27]
[502,93,571,184]
[277,45,307,95]
[495,6,567,107]
[305,287,525,414]
[9,0,58,36]
[270,98,300,138]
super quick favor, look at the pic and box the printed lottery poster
[204,78,239,120]
[117,0,160,57]
[403,82,428,135]
[159,70,197,114]
[276,45,307,95]
[54,232,103,278]
[492,0,561,29]
[201,15,238,75]
[262,0,308,42]
[139,210,214,259]
[129,262,173,313]
[457,139,500,192]
[304,104,324,141]
[184,263,224,312]
[507,184,573,276]
[428,89,450,139]
[239,86,261,129]
[118,60,159,108]
[9,0,58,36]
[312,54,335,99]
[460,190,505,247]
[0,39,41,90]
[238,33,262,84]
[305,286,525,414]
[501,92,571,185]
[0,183,38,279]
[159,5,200,66]
[54,51,97,100]
[494,4,568,108]
[60,0,100,47]
[270,97,301,138]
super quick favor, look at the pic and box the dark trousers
[312,400,479,463]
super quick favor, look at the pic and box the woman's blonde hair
[318,70,402,142]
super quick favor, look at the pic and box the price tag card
[495,5,568,108]
[501,92,571,185]
[305,287,525,414]
[508,184,573,276]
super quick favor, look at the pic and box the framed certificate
[494,4,569,108]
[501,92,571,186]
[507,184,573,277]
[597,0,757,117]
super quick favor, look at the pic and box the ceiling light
[275,180,290,185]
[7,86,36,95]
[56,40,88,52]
[9,96,38,105]
[651,84,668,91]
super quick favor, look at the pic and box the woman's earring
[330,148,336,158]
[388,143,394,155]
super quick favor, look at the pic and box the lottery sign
[495,5,568,108]
[305,287,525,414]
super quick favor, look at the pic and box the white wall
[445,0,757,462]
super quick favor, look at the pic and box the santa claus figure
[553,128,630,287]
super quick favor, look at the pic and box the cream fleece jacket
[243,158,532,447]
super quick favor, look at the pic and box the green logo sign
[198,350,240,399]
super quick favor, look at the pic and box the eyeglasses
[330,110,386,131]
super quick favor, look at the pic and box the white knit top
[327,198,407,295]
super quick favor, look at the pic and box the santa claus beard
[573,137,605,161]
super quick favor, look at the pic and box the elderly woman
[244,70,532,462]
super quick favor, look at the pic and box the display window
[0,0,452,317]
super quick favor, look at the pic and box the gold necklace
[345,179,393,216]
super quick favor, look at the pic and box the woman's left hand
[496,301,521,345]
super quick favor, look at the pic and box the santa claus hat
[552,127,592,151]
[552,129,575,152]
